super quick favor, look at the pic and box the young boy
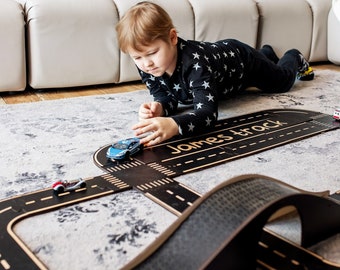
[116,1,314,147]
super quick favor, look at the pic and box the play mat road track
[0,109,339,269]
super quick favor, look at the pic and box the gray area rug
[0,69,339,269]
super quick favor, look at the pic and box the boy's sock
[297,54,314,81]
[260,45,279,64]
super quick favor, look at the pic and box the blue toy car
[106,137,143,161]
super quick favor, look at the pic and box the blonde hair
[116,1,176,53]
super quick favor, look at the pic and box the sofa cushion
[26,0,120,89]
[0,0,26,91]
[188,0,259,47]
[255,0,313,60]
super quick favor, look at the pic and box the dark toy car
[106,137,143,161]
[52,178,86,194]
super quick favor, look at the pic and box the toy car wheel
[125,151,131,160]
[54,186,64,194]
[80,182,86,188]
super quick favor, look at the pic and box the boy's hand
[139,102,163,119]
[132,117,179,146]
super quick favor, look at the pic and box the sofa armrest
[305,0,332,62]
[0,0,26,91]
[328,0,340,65]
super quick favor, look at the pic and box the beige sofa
[0,0,338,92]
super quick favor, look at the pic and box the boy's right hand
[132,117,179,146]
[139,102,163,119]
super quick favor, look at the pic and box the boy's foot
[297,54,314,81]
[260,45,279,64]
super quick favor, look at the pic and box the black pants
[230,39,300,93]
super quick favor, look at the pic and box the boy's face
[128,29,178,77]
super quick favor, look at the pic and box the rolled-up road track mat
[122,175,340,270]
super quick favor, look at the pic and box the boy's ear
[169,28,178,45]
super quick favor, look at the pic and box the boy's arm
[171,66,219,137]
[139,70,179,116]
[171,89,218,136]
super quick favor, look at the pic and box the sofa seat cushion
[255,0,313,60]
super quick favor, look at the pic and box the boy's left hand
[132,117,179,146]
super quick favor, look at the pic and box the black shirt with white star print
[138,37,245,136]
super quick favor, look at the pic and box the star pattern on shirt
[223,86,234,95]
[188,122,195,132]
[196,102,203,109]
[173,84,181,91]
[168,101,174,109]
[206,93,214,102]
[206,117,212,126]
[202,81,210,89]
[193,63,201,70]
[192,52,200,59]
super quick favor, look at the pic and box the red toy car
[52,179,86,194]
[333,108,340,121]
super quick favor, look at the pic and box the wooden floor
[1,63,339,105]
[0,81,146,105]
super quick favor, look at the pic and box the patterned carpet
[0,69,339,269]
